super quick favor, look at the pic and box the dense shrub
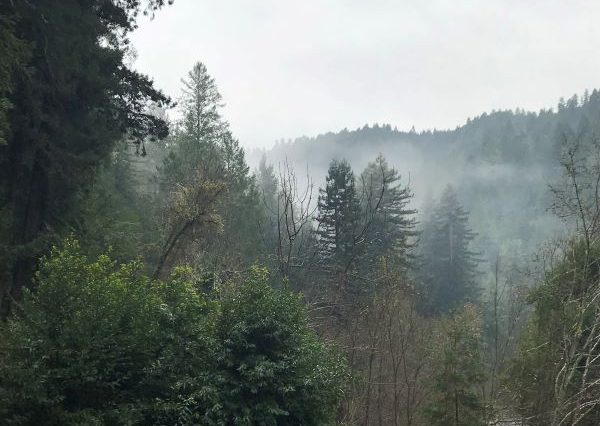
[0,240,347,425]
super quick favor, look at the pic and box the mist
[129,0,600,149]
[3,1,600,424]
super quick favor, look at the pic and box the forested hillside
[251,94,600,269]
[3,1,600,425]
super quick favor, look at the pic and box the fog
[130,0,600,149]
[6,1,600,423]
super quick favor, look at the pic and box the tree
[425,305,486,426]
[0,239,218,425]
[257,155,280,256]
[359,154,418,272]
[257,155,279,210]
[508,130,600,426]
[316,159,362,296]
[418,186,480,315]
[258,158,317,282]
[0,11,29,145]
[161,62,226,188]
[0,0,172,315]
[508,239,600,426]
[157,62,264,276]
[213,267,348,425]
[342,259,434,426]
[153,174,226,279]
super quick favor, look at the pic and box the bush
[0,240,347,425]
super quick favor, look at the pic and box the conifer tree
[418,186,479,315]
[0,0,172,315]
[156,62,263,276]
[317,159,361,272]
[360,154,418,271]
[316,159,366,303]
[257,155,279,212]
[425,305,486,426]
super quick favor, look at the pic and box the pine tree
[425,305,486,426]
[0,0,171,315]
[316,159,363,302]
[317,160,361,270]
[359,154,418,272]
[418,186,479,315]
[155,62,263,276]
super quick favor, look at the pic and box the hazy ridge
[249,93,600,269]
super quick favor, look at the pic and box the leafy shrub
[0,240,347,425]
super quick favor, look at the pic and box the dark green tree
[0,0,172,315]
[316,159,362,290]
[359,154,418,272]
[418,186,480,315]
[425,305,486,426]
[213,267,348,425]
[0,11,29,145]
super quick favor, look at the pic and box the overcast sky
[130,0,600,149]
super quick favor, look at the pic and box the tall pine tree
[418,186,480,315]
[359,154,418,272]
[316,159,362,296]
[0,0,171,315]
[156,62,263,276]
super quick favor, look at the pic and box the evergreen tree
[359,154,418,272]
[425,305,486,426]
[156,62,264,276]
[418,186,479,315]
[256,155,280,258]
[317,159,361,274]
[257,154,279,212]
[0,0,172,315]
[0,11,29,146]
[161,62,226,188]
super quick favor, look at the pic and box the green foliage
[317,159,361,272]
[156,62,265,275]
[0,239,217,425]
[359,154,417,272]
[0,11,30,145]
[507,239,600,425]
[425,305,486,426]
[418,186,480,315]
[74,143,161,265]
[0,241,347,425]
[0,0,171,314]
[213,267,349,425]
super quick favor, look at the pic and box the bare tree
[542,130,600,425]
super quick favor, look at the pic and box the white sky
[130,0,600,149]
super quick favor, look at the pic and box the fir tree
[425,305,486,426]
[156,62,263,275]
[418,186,480,315]
[315,159,365,302]
[0,0,172,315]
[359,154,418,272]
[317,159,361,272]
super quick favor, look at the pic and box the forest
[2,1,600,425]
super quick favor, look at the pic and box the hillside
[250,92,600,270]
